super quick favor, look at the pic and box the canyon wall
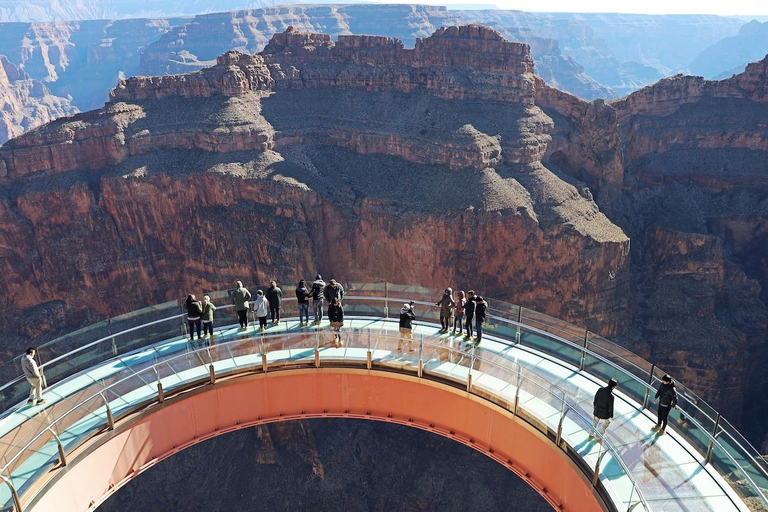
[2,25,768,446]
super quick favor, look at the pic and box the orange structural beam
[31,369,606,512]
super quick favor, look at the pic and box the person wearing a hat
[398,301,416,352]
[591,378,618,440]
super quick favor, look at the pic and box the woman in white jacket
[252,290,270,330]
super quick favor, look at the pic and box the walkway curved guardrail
[0,282,766,510]
[1,321,650,511]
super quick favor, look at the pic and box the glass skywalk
[0,283,765,512]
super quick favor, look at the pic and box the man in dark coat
[464,291,476,339]
[266,281,283,324]
[398,302,416,352]
[652,374,678,435]
[591,378,618,440]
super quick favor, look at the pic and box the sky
[370,0,768,16]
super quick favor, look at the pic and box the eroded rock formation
[2,26,768,445]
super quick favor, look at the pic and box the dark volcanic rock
[97,419,553,511]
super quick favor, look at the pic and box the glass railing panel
[38,339,114,388]
[585,332,654,377]
[385,282,438,303]
[519,308,586,346]
[0,378,37,414]
[483,307,520,342]
[582,353,648,406]
[519,327,582,369]
[471,354,518,408]
[336,298,388,319]
[717,418,768,489]
[421,336,470,383]
[160,352,207,389]
[114,316,183,355]
[103,372,156,416]
[108,299,180,334]
[582,341,650,385]
[709,442,768,511]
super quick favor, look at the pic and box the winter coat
[266,286,283,307]
[253,296,269,317]
[475,299,488,323]
[436,292,455,316]
[232,286,252,311]
[201,302,216,322]
[311,279,326,300]
[399,308,415,330]
[465,297,476,318]
[593,386,615,419]
[655,382,678,407]
[328,303,344,323]
[323,283,345,303]
[455,292,466,316]
[186,298,202,319]
[295,285,310,304]
[22,354,40,379]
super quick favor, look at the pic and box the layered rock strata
[0,26,629,344]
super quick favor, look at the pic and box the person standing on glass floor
[590,378,617,440]
[22,348,46,406]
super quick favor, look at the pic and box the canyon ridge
[1,25,767,450]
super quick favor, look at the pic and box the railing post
[712,412,721,436]
[52,430,67,467]
[384,282,389,319]
[366,328,372,370]
[514,364,522,415]
[579,330,588,371]
[157,381,164,403]
[516,307,523,345]
[592,450,608,487]
[100,393,115,431]
[467,343,476,393]
[556,405,568,447]
[0,474,22,512]
[643,388,651,410]
[109,318,118,357]
[209,364,216,384]
[418,333,424,378]
[315,328,320,368]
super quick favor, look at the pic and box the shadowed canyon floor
[96,419,553,511]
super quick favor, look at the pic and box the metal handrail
[1,326,651,512]
[2,285,766,507]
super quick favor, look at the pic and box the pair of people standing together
[592,374,679,441]
[436,288,488,343]
[184,294,216,341]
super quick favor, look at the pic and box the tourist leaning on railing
[323,279,344,304]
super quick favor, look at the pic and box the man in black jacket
[591,378,618,440]
[464,291,476,339]
[652,374,678,435]
[266,281,283,325]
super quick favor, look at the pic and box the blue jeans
[298,302,309,323]
[313,300,323,321]
[454,314,464,334]
[476,320,484,342]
